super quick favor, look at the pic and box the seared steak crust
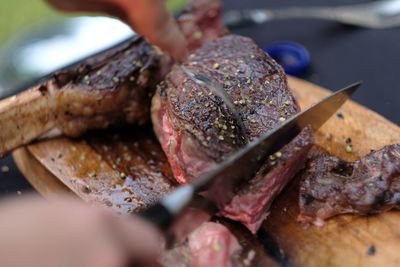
[55,37,166,137]
[298,144,400,226]
[152,35,300,183]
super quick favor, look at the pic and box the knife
[139,82,361,231]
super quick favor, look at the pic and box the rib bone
[0,83,58,157]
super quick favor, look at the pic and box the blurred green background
[0,0,187,44]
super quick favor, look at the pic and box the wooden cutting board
[13,77,400,267]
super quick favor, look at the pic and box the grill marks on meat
[222,127,314,233]
[152,35,300,184]
[54,37,167,137]
[298,144,400,226]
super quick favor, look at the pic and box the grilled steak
[298,144,400,226]
[152,35,300,183]
[221,127,314,233]
[151,35,313,232]
[53,37,167,137]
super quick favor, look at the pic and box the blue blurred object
[265,41,310,76]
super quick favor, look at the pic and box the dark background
[0,0,399,197]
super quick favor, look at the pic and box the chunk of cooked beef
[151,34,313,232]
[162,222,241,267]
[221,127,314,233]
[161,219,280,267]
[54,37,167,137]
[188,222,242,267]
[298,144,400,226]
[152,35,300,184]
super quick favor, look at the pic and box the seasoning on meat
[298,144,400,226]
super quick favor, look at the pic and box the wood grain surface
[13,77,400,267]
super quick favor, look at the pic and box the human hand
[46,0,188,61]
[0,196,161,267]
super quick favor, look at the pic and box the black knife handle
[138,184,195,232]
[138,203,172,232]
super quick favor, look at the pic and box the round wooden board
[13,77,400,267]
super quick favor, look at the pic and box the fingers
[60,199,162,265]
[57,198,162,265]
[61,201,162,267]
[46,0,188,61]
[0,195,161,267]
[123,0,188,61]
[109,214,162,261]
[46,0,102,12]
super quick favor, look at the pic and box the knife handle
[138,184,195,232]
[138,203,172,232]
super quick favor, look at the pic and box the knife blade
[139,82,361,231]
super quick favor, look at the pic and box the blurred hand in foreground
[0,196,161,267]
[46,0,188,61]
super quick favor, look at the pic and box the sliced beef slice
[299,144,400,226]
[222,127,314,233]
[188,222,242,267]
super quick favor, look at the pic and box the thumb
[123,0,189,62]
